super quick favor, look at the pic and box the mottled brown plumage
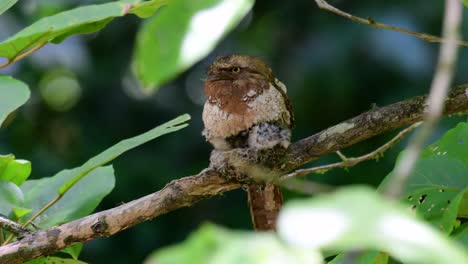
[202,54,294,150]
[202,54,295,231]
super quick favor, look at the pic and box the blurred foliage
[278,186,468,264]
[133,0,254,90]
[19,165,115,228]
[0,76,29,125]
[381,121,468,234]
[39,69,82,112]
[61,243,84,261]
[0,154,31,186]
[146,223,323,264]
[152,185,468,264]
[24,256,86,264]
[1,0,468,263]
[0,1,156,60]
[0,179,23,217]
[0,0,17,16]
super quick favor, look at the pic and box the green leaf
[12,206,32,218]
[57,114,190,195]
[278,186,468,264]
[381,121,468,192]
[130,0,167,18]
[381,121,468,233]
[463,0,468,8]
[452,222,468,250]
[403,185,466,233]
[421,122,468,167]
[133,0,254,91]
[0,179,24,216]
[146,223,322,264]
[0,76,30,126]
[0,0,17,16]
[328,251,388,264]
[62,243,84,260]
[400,156,468,233]
[403,157,468,194]
[0,154,32,186]
[20,166,115,228]
[0,1,166,60]
[24,256,87,264]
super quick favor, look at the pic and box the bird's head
[206,54,275,83]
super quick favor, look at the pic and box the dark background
[1,0,467,263]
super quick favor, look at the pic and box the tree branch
[0,84,467,264]
[0,170,239,264]
[281,122,421,180]
[285,84,468,170]
[0,217,31,240]
[312,0,468,47]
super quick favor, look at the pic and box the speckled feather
[202,55,293,231]
[202,54,294,150]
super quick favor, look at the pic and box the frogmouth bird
[202,54,294,231]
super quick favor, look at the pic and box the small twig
[0,170,239,264]
[336,150,347,161]
[0,43,47,69]
[281,122,421,181]
[0,217,31,240]
[312,0,468,47]
[384,0,463,198]
[2,192,66,245]
[0,85,467,263]
[3,170,92,245]
[281,178,334,194]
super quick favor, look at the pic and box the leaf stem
[0,43,46,69]
[1,194,62,245]
[24,194,63,228]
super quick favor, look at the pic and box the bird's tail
[247,183,283,231]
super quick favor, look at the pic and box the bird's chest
[203,82,287,138]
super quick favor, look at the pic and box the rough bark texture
[0,170,239,264]
[0,217,31,239]
[0,84,467,264]
[284,84,468,170]
[247,184,283,231]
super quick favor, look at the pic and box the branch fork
[0,84,467,263]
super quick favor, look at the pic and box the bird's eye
[230,67,241,73]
